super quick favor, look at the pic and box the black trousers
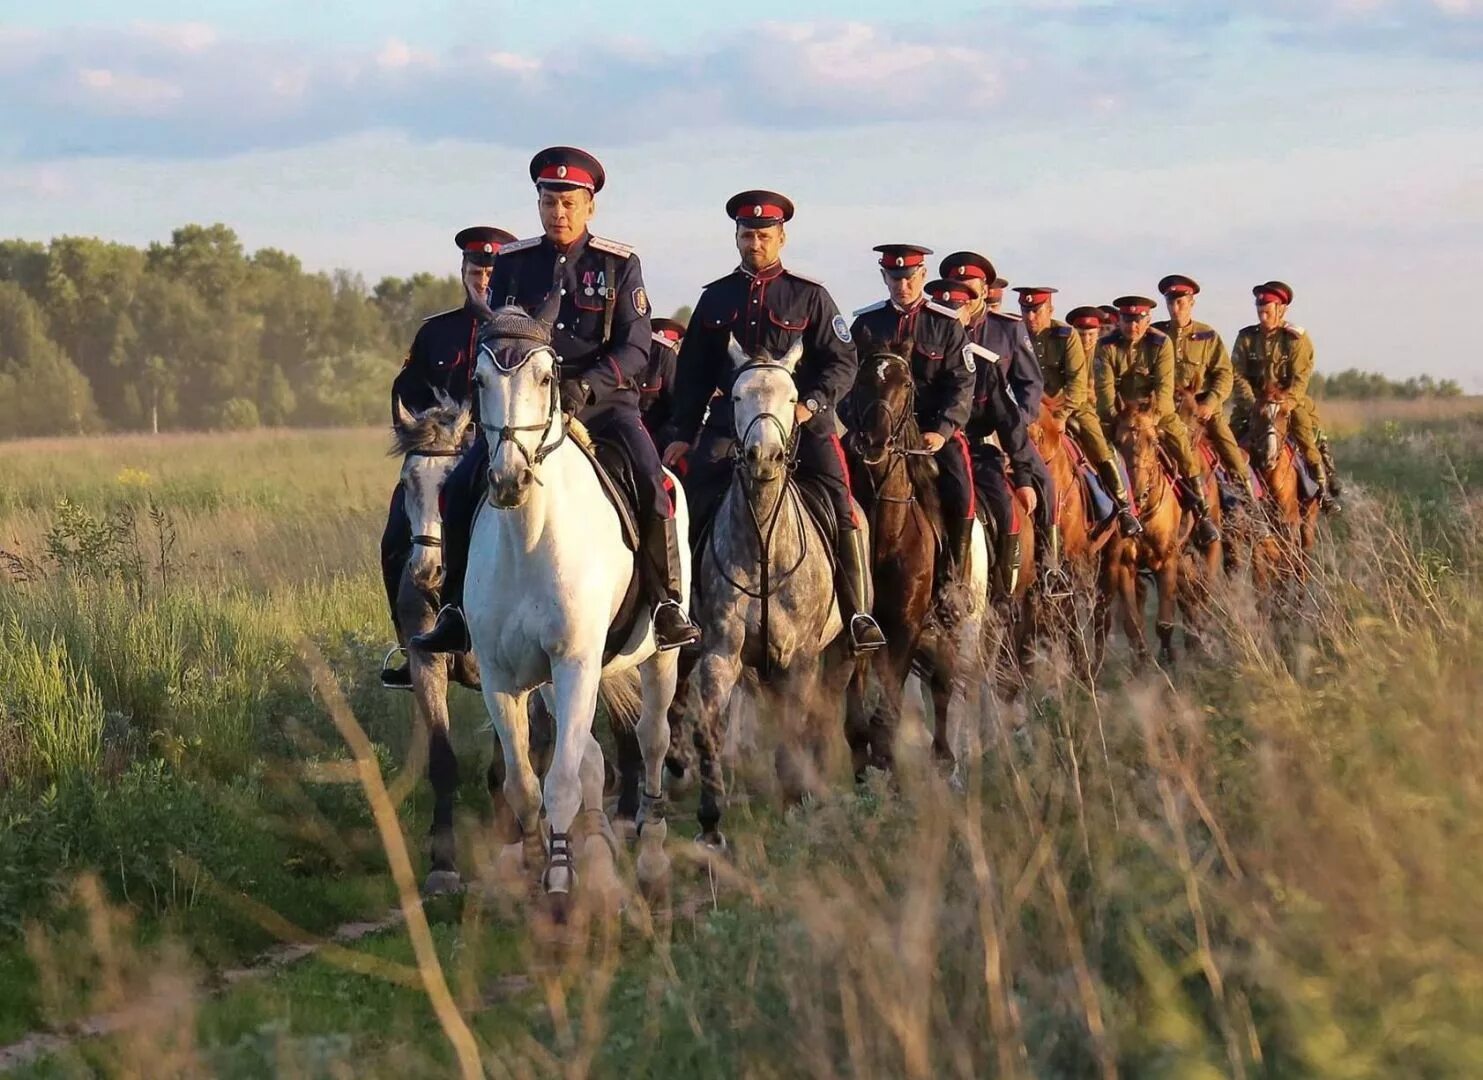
[380,483,411,631]
[936,431,976,521]
[970,446,1017,543]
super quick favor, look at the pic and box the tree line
[0,224,1468,439]
[0,224,464,438]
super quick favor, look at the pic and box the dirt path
[0,909,406,1074]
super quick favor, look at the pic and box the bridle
[476,341,568,486]
[847,352,927,506]
[729,359,802,474]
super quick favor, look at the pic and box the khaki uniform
[1153,318,1249,481]
[1095,325,1202,480]
[1030,320,1114,465]
[1229,322,1324,475]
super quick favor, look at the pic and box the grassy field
[0,407,1480,1078]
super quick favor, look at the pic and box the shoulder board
[703,270,740,290]
[967,343,1001,364]
[1191,329,1216,341]
[783,267,824,287]
[421,305,464,323]
[1283,323,1306,336]
[496,236,541,255]
[1151,320,1172,333]
[852,299,889,317]
[651,333,679,350]
[1144,325,1167,340]
[587,235,634,258]
[987,309,1022,322]
[1052,324,1073,338]
[1239,324,1260,336]
[925,300,960,319]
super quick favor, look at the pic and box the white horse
[466,306,686,910]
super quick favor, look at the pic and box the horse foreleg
[1119,561,1146,663]
[773,660,824,806]
[411,654,461,895]
[693,646,742,849]
[1156,559,1178,666]
[542,658,603,903]
[633,651,678,906]
[844,655,874,783]
[481,687,542,885]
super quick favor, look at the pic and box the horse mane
[389,393,471,456]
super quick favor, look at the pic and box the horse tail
[599,667,644,730]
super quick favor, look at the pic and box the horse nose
[488,466,534,507]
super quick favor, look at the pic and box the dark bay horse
[844,342,988,780]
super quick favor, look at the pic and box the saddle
[565,421,651,663]
[1234,433,1320,505]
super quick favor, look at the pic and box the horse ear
[393,395,416,431]
[533,288,563,331]
[779,338,804,373]
[726,335,750,370]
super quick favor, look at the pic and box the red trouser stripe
[952,431,975,519]
[829,432,861,527]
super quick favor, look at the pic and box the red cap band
[932,283,973,303]
[1069,316,1102,329]
[463,240,499,254]
[1164,283,1195,296]
[537,163,595,189]
[1255,290,1284,304]
[1119,302,1153,315]
[950,263,988,280]
[1019,291,1053,306]
[658,328,681,341]
[740,203,785,220]
[880,252,926,269]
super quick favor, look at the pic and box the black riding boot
[1317,435,1343,512]
[1188,488,1221,548]
[935,515,976,618]
[837,526,886,653]
[997,528,1023,596]
[646,515,701,651]
[1097,460,1142,537]
[380,557,413,689]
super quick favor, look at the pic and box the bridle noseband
[477,341,568,484]
[402,443,469,550]
[847,352,927,504]
[730,359,802,472]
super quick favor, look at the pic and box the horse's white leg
[633,651,678,903]
[481,687,542,874]
[542,657,602,899]
[694,646,744,848]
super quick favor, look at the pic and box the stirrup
[652,599,701,651]
[849,614,886,653]
[379,645,413,692]
[1039,565,1073,600]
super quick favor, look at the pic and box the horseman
[1066,305,1107,366]
[1151,274,1254,504]
[415,145,701,655]
[640,316,685,438]
[938,252,1060,582]
[1230,281,1341,511]
[380,224,515,688]
[849,244,978,595]
[1014,288,1140,538]
[985,276,1009,313]
[1095,295,1221,548]
[660,190,886,654]
[925,278,1041,577]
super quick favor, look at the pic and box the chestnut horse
[1101,400,1186,664]
[1175,391,1228,652]
[1247,388,1320,590]
[844,343,988,779]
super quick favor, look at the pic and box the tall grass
[0,419,1479,1076]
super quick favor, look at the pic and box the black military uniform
[380,225,513,687]
[849,246,977,589]
[926,280,1040,586]
[414,146,699,654]
[941,253,1058,550]
[640,317,684,437]
[665,189,883,652]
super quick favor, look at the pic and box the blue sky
[3,0,1482,385]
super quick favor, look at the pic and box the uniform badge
[633,287,650,317]
[832,314,852,343]
[961,344,975,373]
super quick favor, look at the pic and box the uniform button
[560,288,566,296]
[556,322,565,330]
[558,256,567,264]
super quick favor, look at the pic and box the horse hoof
[422,869,463,897]
[694,829,729,855]
[579,835,624,919]
[636,819,671,906]
[543,887,572,927]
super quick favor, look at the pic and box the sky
[3,0,1481,386]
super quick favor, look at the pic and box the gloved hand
[559,378,591,416]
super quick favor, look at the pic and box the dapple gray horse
[689,336,856,849]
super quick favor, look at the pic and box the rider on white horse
[380,224,514,688]
[415,146,701,656]
[660,190,886,654]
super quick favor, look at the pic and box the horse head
[1253,388,1295,471]
[728,334,803,483]
[1115,397,1163,508]
[391,392,473,591]
[848,334,917,470]
[473,306,562,509]
[1031,394,1068,459]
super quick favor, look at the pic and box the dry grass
[1314,395,1483,435]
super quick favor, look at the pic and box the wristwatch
[805,397,820,414]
